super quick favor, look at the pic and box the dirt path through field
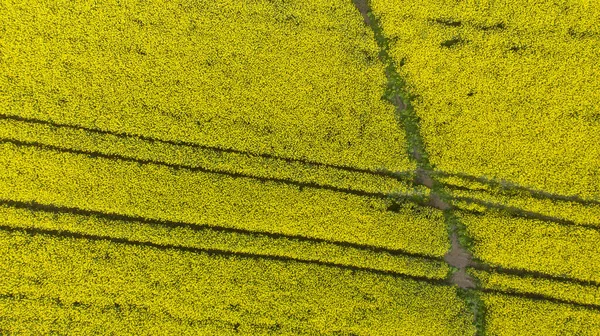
[352,0,372,26]
[352,0,477,290]
[350,0,481,332]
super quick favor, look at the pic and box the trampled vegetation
[371,0,600,334]
[0,0,599,334]
[371,0,600,198]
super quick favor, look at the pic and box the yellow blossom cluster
[371,0,600,199]
[460,210,600,283]
[0,115,417,196]
[451,188,600,228]
[482,293,600,336]
[0,141,448,256]
[0,229,475,335]
[0,0,413,172]
[472,269,600,308]
[0,203,451,279]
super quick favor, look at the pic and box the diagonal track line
[0,198,444,263]
[469,263,600,288]
[3,219,597,311]
[1,137,419,201]
[0,223,449,286]
[0,113,412,182]
[454,196,600,232]
[436,171,600,206]
[6,197,596,292]
[351,1,488,333]
[478,288,600,312]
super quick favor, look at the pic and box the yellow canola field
[438,173,600,228]
[471,269,600,308]
[0,204,451,279]
[0,230,476,335]
[0,0,413,172]
[370,0,600,34]
[0,116,418,196]
[482,293,600,336]
[459,210,600,283]
[0,142,449,257]
[371,0,600,199]
[449,188,600,228]
[0,296,211,336]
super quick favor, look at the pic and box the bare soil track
[351,0,476,289]
[349,1,481,333]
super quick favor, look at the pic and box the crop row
[482,292,600,336]
[0,229,476,335]
[0,141,449,256]
[0,115,417,196]
[437,172,600,229]
[458,209,600,283]
[449,187,600,229]
[0,202,450,280]
[471,269,600,308]
[0,0,413,172]
[370,0,600,199]
[436,172,600,205]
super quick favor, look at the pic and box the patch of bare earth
[445,232,476,288]
[352,0,372,26]
[351,0,477,290]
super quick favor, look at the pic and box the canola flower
[0,142,450,256]
[439,173,600,228]
[0,0,413,172]
[0,230,476,335]
[371,0,600,199]
[0,203,451,279]
[482,292,600,336]
[0,295,216,335]
[471,269,600,307]
[460,209,600,283]
[0,116,417,195]
[450,188,600,228]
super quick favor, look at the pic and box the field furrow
[459,209,600,284]
[0,115,417,195]
[0,141,448,256]
[0,0,413,172]
[370,0,600,199]
[0,202,450,280]
[471,268,600,308]
[0,229,475,335]
[1,0,596,333]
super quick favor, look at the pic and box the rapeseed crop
[0,0,471,331]
[472,269,600,307]
[371,0,600,199]
[0,230,476,335]
[0,142,449,256]
[5,0,596,332]
[0,0,413,171]
[0,203,451,279]
[0,295,208,335]
[439,173,600,228]
[0,115,417,195]
[460,210,600,283]
[482,293,600,336]
[450,188,600,228]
